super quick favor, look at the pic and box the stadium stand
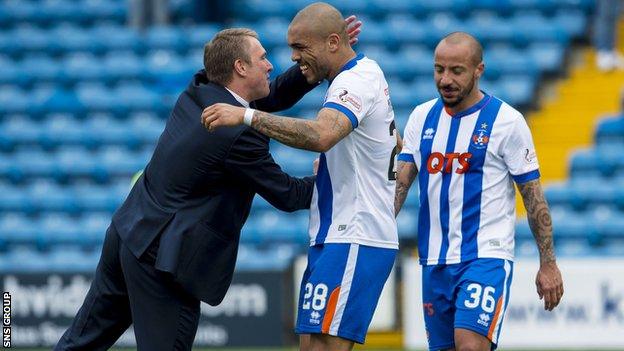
[0,0,611,274]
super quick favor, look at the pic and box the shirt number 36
[464,283,496,313]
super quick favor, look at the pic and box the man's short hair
[203,28,259,86]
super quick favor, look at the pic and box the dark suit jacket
[111,66,316,305]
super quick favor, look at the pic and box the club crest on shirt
[471,123,490,149]
[335,89,362,112]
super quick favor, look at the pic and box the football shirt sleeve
[397,108,420,170]
[323,71,376,129]
[502,115,540,184]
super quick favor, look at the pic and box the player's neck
[327,48,357,82]
[446,89,485,116]
[225,80,253,103]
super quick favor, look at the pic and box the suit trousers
[55,225,201,350]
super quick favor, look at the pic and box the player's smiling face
[434,42,483,109]
[287,24,331,84]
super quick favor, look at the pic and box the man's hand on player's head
[202,103,245,131]
[536,260,564,311]
[345,15,362,46]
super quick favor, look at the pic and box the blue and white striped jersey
[399,94,539,265]
[308,54,399,250]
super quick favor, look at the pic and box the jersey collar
[444,91,491,118]
[328,53,365,84]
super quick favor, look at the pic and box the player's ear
[327,33,341,52]
[475,61,484,79]
[233,58,247,77]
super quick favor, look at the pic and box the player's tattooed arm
[517,179,555,264]
[394,161,417,216]
[252,108,351,152]
[201,104,351,152]
[517,178,564,311]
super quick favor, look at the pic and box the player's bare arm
[201,104,352,152]
[394,160,417,216]
[517,179,564,311]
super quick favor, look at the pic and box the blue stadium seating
[0,214,38,248]
[0,0,609,271]
[145,26,188,53]
[595,115,624,145]
[91,24,143,53]
[185,24,220,48]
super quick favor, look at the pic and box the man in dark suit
[54,27,335,350]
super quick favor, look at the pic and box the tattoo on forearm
[252,110,322,150]
[394,161,417,216]
[518,180,556,264]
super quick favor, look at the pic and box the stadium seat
[74,183,124,212]
[82,0,126,24]
[91,24,143,53]
[185,24,220,49]
[83,113,138,147]
[127,112,166,144]
[254,18,290,50]
[497,75,537,108]
[99,146,148,178]
[145,50,193,92]
[51,25,101,54]
[103,51,145,82]
[39,114,85,149]
[0,247,49,272]
[254,211,309,244]
[48,246,99,271]
[270,144,317,177]
[551,208,593,242]
[508,0,557,14]
[553,9,588,39]
[11,26,53,55]
[423,13,465,49]
[595,116,624,146]
[0,86,29,115]
[569,148,605,178]
[145,26,188,53]
[237,0,297,20]
[14,148,58,181]
[56,146,103,182]
[487,48,540,78]
[27,180,78,214]
[0,115,41,149]
[80,212,110,245]
[37,214,84,249]
[0,57,28,87]
[114,82,163,114]
[19,55,62,87]
[0,214,38,248]
[464,15,515,47]
[62,53,108,86]
[397,207,418,242]
[528,42,565,74]
[511,12,570,46]
[356,19,394,47]
[0,155,20,184]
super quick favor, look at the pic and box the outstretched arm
[517,179,564,311]
[202,104,352,153]
[394,160,417,216]
[224,129,315,212]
